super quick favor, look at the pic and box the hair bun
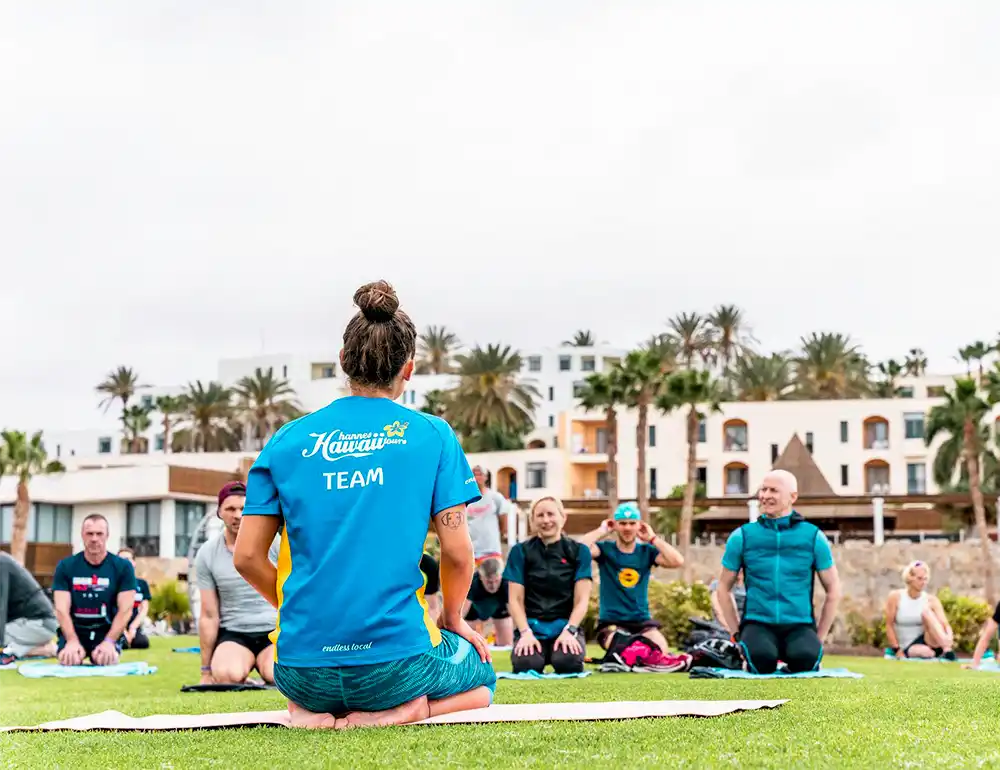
[353,280,399,323]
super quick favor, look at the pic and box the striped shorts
[272,630,496,715]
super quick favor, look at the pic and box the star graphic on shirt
[384,421,409,438]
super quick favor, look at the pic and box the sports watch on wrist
[565,624,580,636]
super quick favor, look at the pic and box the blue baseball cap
[613,502,641,521]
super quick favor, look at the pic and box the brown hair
[82,513,109,530]
[341,280,417,389]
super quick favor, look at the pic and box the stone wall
[652,540,999,644]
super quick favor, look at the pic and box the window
[98,437,112,454]
[581,356,595,372]
[547,415,554,428]
[0,504,72,544]
[770,443,779,463]
[282,365,287,378]
[697,420,706,443]
[898,386,914,398]
[155,434,164,451]
[126,502,161,557]
[649,468,658,499]
[526,462,547,489]
[840,421,849,443]
[572,381,586,398]
[904,413,925,440]
[696,466,708,486]
[175,501,206,558]
[559,355,572,371]
[595,428,609,453]
[648,425,656,447]
[864,419,890,449]
[927,385,946,398]
[140,395,153,409]
[724,464,749,495]
[840,465,849,487]
[322,366,335,378]
[528,356,542,372]
[723,421,748,451]
[805,432,814,454]
[548,386,554,402]
[907,463,927,494]
[55,443,61,458]
[596,470,609,496]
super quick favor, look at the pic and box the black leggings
[511,629,586,674]
[741,622,822,674]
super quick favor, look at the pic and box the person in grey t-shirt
[467,465,511,564]
[195,481,280,685]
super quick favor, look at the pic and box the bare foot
[335,696,431,730]
[287,701,339,729]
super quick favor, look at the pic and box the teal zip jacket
[721,512,834,626]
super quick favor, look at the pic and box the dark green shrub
[937,588,991,653]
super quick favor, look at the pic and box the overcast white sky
[2,2,999,431]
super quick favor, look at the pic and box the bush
[582,579,712,647]
[937,588,991,653]
[846,611,887,649]
[149,579,191,624]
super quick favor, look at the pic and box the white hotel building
[3,346,998,577]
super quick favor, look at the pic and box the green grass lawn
[1,637,998,769]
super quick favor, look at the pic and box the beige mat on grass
[1,700,787,732]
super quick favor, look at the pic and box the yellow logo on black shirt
[618,568,640,588]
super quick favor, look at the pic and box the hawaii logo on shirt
[302,421,409,463]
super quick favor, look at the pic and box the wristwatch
[565,624,580,636]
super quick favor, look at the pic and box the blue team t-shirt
[243,396,481,668]
[52,552,136,642]
[595,541,658,623]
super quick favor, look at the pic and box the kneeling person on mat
[506,497,592,674]
[717,470,842,674]
[580,501,683,663]
[463,557,513,646]
[0,552,59,663]
[196,481,280,685]
[117,548,151,650]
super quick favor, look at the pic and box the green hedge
[582,579,713,646]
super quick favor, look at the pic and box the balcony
[865,459,891,495]
[723,420,748,452]
[571,467,609,499]
[863,416,890,450]
[569,420,609,462]
[723,462,749,496]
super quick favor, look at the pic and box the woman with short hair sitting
[884,561,957,661]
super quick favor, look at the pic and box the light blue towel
[172,646,200,653]
[693,667,862,680]
[18,661,157,679]
[496,670,592,680]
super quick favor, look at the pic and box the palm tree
[873,359,905,398]
[0,431,65,565]
[728,352,793,401]
[576,369,626,510]
[232,367,302,450]
[656,370,724,579]
[666,312,713,368]
[120,405,153,454]
[420,389,451,418]
[154,394,187,454]
[926,378,997,604]
[618,348,674,520]
[707,304,754,374]
[180,381,234,452]
[562,330,596,347]
[957,341,992,382]
[96,366,148,452]
[904,348,928,377]
[416,326,461,375]
[448,344,539,448]
[792,333,871,399]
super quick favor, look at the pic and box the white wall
[466,447,568,501]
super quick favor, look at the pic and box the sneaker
[940,650,957,662]
[0,652,18,667]
[598,653,632,673]
[632,650,693,674]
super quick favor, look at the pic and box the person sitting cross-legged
[717,470,842,674]
[506,497,592,675]
[0,552,59,665]
[884,560,957,661]
[463,557,513,647]
[579,502,689,672]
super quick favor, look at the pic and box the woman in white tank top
[883,561,957,660]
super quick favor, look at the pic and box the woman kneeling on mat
[884,560,957,661]
[233,280,496,729]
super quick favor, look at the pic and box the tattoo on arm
[441,509,464,530]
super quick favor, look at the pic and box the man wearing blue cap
[580,502,684,666]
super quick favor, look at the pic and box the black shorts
[57,630,124,659]
[595,619,661,643]
[465,603,510,622]
[903,634,928,657]
[217,628,274,658]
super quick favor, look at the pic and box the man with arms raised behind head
[196,481,280,685]
[52,514,136,666]
[717,470,842,674]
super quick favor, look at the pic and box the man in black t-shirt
[0,553,59,663]
[966,600,1000,670]
[117,548,151,650]
[463,557,512,646]
[52,514,136,666]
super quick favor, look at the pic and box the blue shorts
[272,629,497,715]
